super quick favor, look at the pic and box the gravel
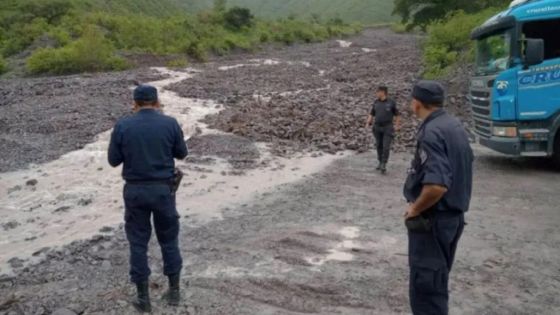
[168,28,425,155]
[0,69,167,172]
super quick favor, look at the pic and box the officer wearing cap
[366,86,401,173]
[108,84,188,312]
[403,80,473,315]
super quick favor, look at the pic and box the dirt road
[1,28,560,315]
[2,148,560,315]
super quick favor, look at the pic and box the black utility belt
[405,209,464,233]
[374,122,393,127]
[125,179,172,186]
[125,169,183,194]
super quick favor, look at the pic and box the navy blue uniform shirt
[108,109,188,181]
[370,98,399,125]
[404,110,473,213]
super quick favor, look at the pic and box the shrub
[19,0,74,24]
[223,7,254,30]
[1,18,50,56]
[391,23,408,34]
[26,26,128,74]
[166,57,188,68]
[422,8,500,78]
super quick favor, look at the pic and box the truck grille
[470,89,492,138]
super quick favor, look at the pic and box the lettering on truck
[519,68,560,86]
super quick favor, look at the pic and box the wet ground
[2,148,560,315]
[1,28,560,315]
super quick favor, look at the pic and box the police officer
[403,81,473,315]
[108,85,188,312]
[366,86,401,173]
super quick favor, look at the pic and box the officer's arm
[173,121,188,160]
[366,105,375,127]
[393,102,401,129]
[108,123,123,167]
[408,133,452,216]
[409,184,448,215]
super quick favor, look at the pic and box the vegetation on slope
[390,0,510,78]
[422,8,504,78]
[197,0,397,24]
[394,0,510,30]
[0,0,362,75]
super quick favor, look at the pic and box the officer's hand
[404,205,420,220]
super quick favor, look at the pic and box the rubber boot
[162,273,181,306]
[132,281,152,313]
[380,163,387,174]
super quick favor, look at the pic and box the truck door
[517,18,560,122]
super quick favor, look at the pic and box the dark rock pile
[169,28,425,155]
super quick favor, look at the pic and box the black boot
[380,163,387,174]
[132,281,152,313]
[162,273,181,306]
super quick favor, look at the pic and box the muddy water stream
[0,67,348,275]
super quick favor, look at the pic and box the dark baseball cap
[412,80,445,106]
[133,84,158,102]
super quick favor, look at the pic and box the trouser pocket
[411,265,447,294]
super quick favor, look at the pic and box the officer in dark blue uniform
[403,81,473,315]
[108,85,188,312]
[366,86,401,173]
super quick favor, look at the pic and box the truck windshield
[475,30,512,75]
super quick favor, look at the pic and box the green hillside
[0,0,362,76]
[4,0,395,23]
[184,0,396,24]
[1,0,189,17]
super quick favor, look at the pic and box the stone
[26,179,38,186]
[51,308,77,315]
[101,260,112,270]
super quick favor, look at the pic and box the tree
[223,7,254,30]
[393,0,511,29]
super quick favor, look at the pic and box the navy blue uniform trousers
[373,124,394,163]
[408,212,464,315]
[124,184,182,284]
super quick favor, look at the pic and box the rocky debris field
[0,28,472,173]
[0,70,167,172]
[168,28,427,155]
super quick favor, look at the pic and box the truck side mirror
[524,38,544,67]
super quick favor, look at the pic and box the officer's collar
[137,108,159,114]
[418,109,445,132]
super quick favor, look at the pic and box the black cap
[133,84,158,102]
[412,80,445,106]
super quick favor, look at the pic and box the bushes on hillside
[0,1,362,75]
[422,8,500,78]
[26,26,128,74]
